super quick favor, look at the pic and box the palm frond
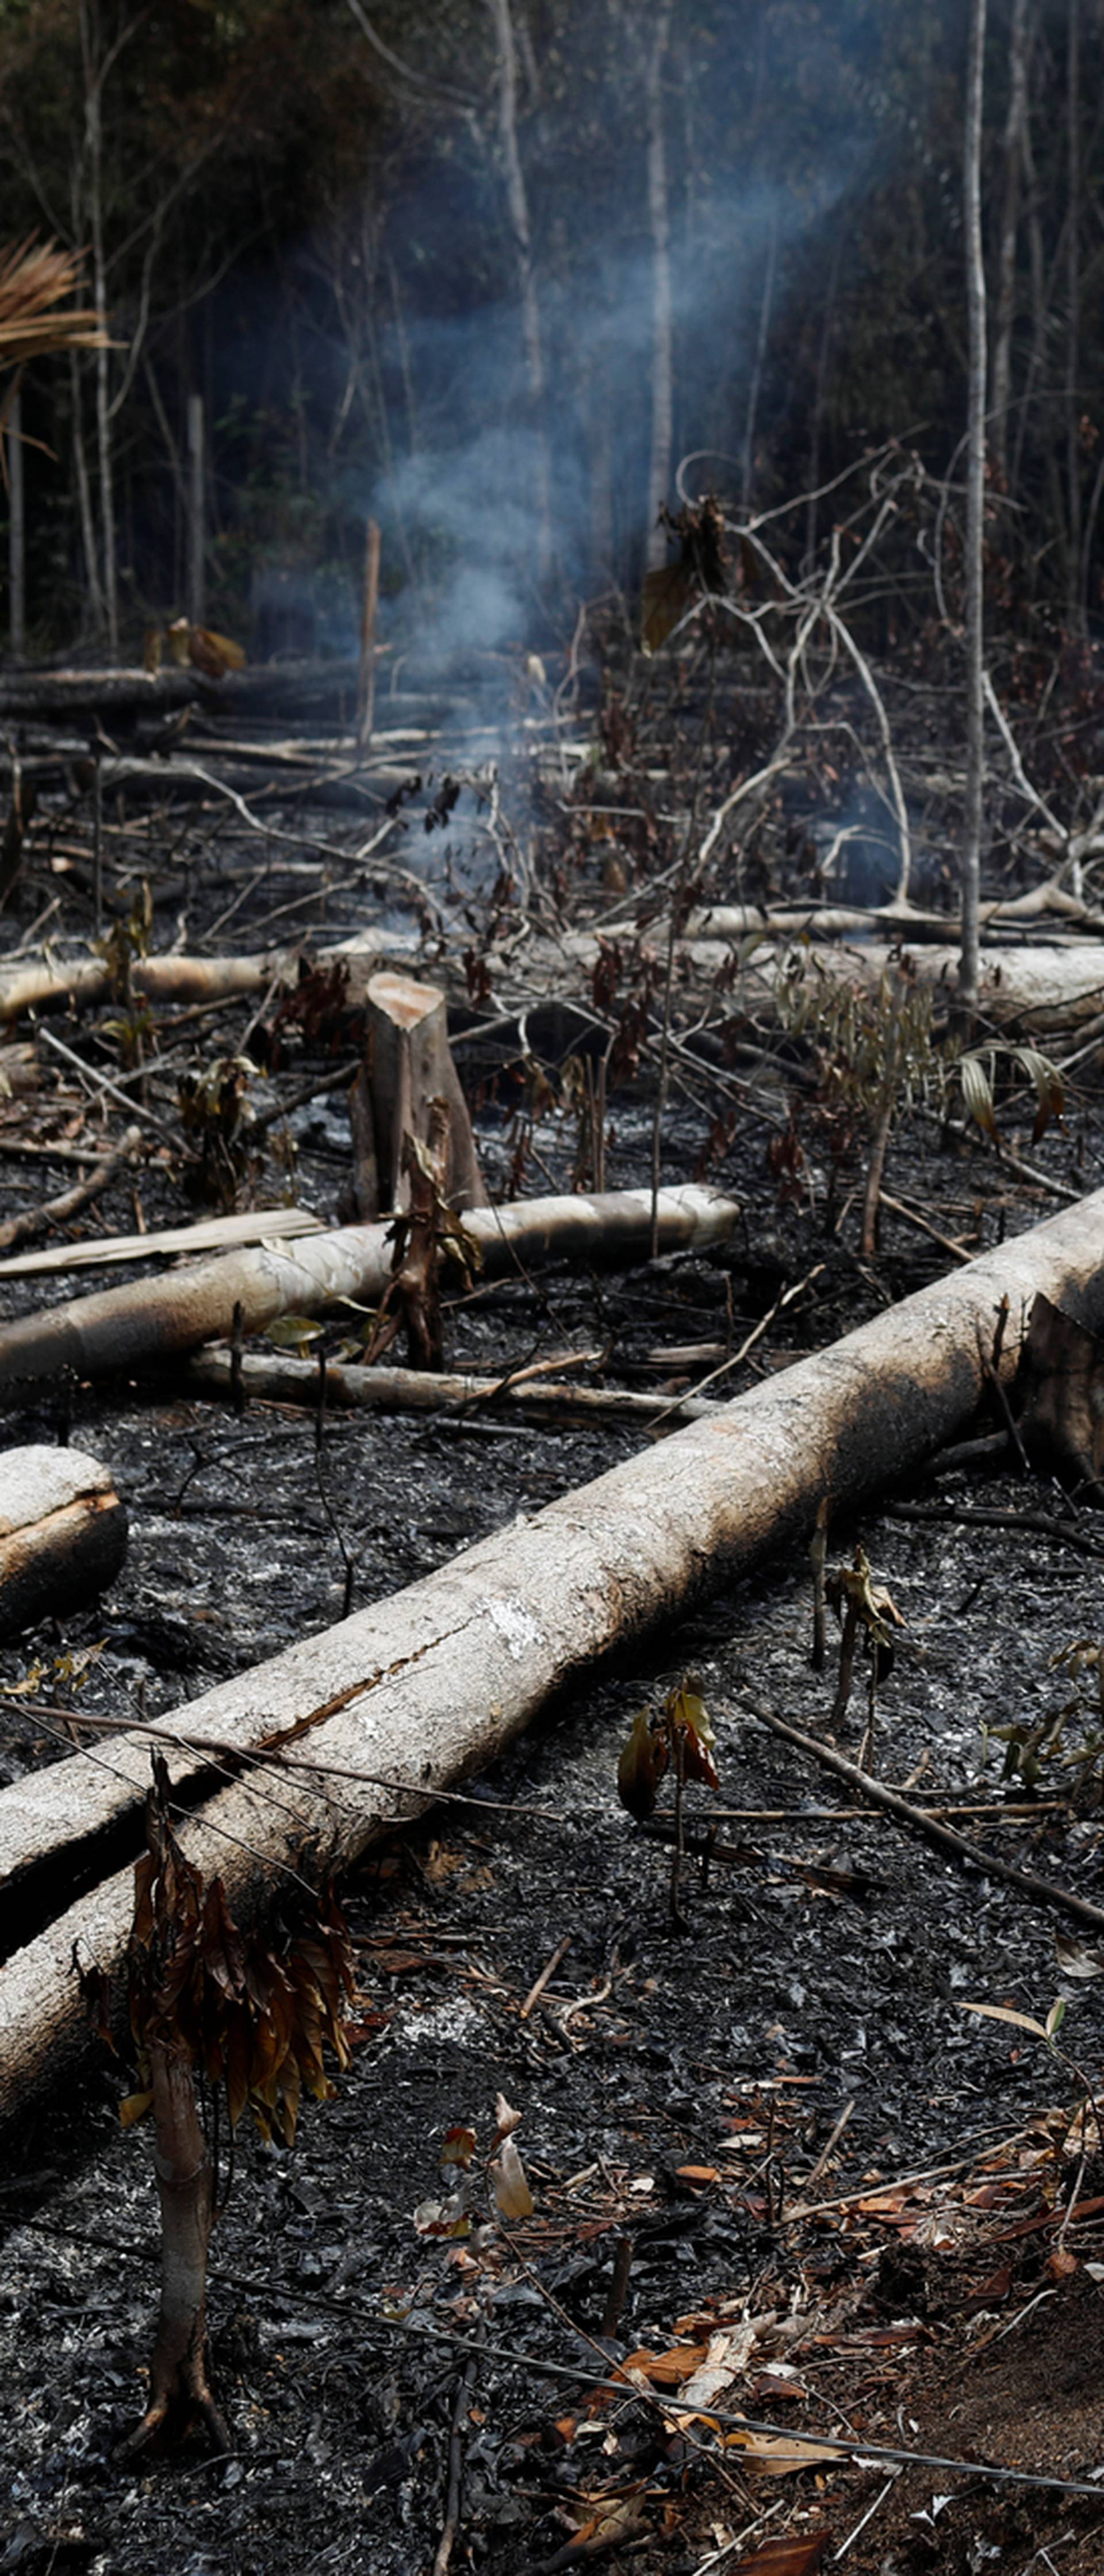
[0,236,110,370]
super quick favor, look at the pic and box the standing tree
[961,0,987,1017]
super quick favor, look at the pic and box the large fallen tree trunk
[3,1187,1104,2125]
[0,1446,126,1635]
[0,1186,742,1394]
[564,933,1104,1032]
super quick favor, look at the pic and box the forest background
[0,0,1095,676]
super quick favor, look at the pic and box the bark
[0,1186,743,1394]
[990,0,1030,482]
[0,1444,127,1636]
[566,930,1104,1035]
[961,0,987,1014]
[0,1203,324,1282]
[186,393,205,631]
[115,2038,229,2459]
[644,6,674,573]
[486,0,551,580]
[183,1347,721,1429]
[80,3,118,658]
[3,1186,1104,2125]
[741,211,779,517]
[1065,0,1083,635]
[7,386,24,660]
[340,970,487,1221]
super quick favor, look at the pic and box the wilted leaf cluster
[120,1755,356,2146]
[617,1677,720,1822]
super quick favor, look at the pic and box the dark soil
[1,724,1104,2576]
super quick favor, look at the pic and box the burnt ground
[1,728,1104,2575]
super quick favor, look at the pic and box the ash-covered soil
[1,752,1103,2574]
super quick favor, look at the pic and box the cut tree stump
[0,1446,126,1636]
[340,969,488,1220]
[3,1187,1104,2126]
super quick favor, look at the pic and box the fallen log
[0,927,421,1028]
[0,1446,127,1637]
[3,1188,1104,2123]
[0,1186,742,1393]
[183,1347,722,1428]
[563,933,1104,1032]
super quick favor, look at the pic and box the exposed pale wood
[3,1189,1104,2122]
[0,1199,323,1276]
[0,1185,740,1392]
[183,1346,722,1428]
[564,932,1104,1030]
[0,1444,126,1636]
[343,970,487,1219]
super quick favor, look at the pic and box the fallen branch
[183,1347,722,1429]
[740,1691,1104,1932]
[0,1125,141,1255]
[2,1189,1104,2122]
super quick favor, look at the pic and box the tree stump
[340,971,487,1220]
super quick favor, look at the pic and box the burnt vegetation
[4,3,1104,2572]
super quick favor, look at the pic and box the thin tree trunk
[70,348,105,636]
[805,232,842,567]
[115,2040,229,2458]
[645,5,673,573]
[990,0,1030,483]
[81,6,118,657]
[486,0,551,580]
[7,387,24,658]
[961,0,988,1015]
[1065,0,1083,634]
[741,211,779,517]
[186,393,205,628]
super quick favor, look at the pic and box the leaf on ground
[491,2133,534,2220]
[957,1999,1052,2041]
[440,2125,477,2169]
[1055,1934,1104,1980]
[724,2429,842,2475]
[729,2537,827,2575]
[619,2344,709,2389]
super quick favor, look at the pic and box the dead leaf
[729,2539,827,2576]
[724,2429,842,2475]
[440,2125,477,2169]
[619,2344,708,2389]
[1055,1935,1104,1980]
[490,2133,534,2220]
[493,2092,523,2142]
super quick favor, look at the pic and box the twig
[884,1500,1104,1563]
[36,1022,178,1146]
[0,1122,140,1251]
[740,1689,1104,1931]
[803,2098,855,2198]
[432,2352,478,2576]
[520,1935,572,2021]
[646,1262,825,1427]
